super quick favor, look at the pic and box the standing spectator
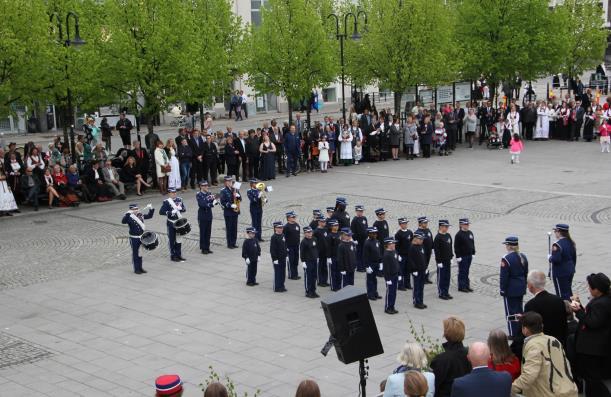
[116,112,133,149]
[419,116,434,158]
[20,167,40,210]
[487,330,521,381]
[269,120,285,173]
[383,342,435,397]
[339,126,354,165]
[0,152,18,216]
[100,116,112,151]
[524,270,568,346]
[295,379,320,397]
[509,134,524,164]
[430,317,471,397]
[535,102,551,140]
[203,134,219,185]
[403,371,430,397]
[224,135,239,178]
[522,102,537,140]
[154,140,170,195]
[455,102,465,144]
[6,152,23,200]
[451,341,512,397]
[259,133,276,180]
[317,135,330,173]
[389,116,401,160]
[215,131,226,175]
[600,119,611,153]
[246,129,260,179]
[570,273,611,397]
[583,105,595,142]
[240,90,249,119]
[189,130,205,188]
[101,160,126,199]
[234,130,248,182]
[165,138,181,191]
[464,109,477,148]
[572,99,584,141]
[284,125,300,177]
[144,128,160,152]
[177,138,192,191]
[511,312,577,397]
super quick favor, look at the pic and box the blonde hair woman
[154,139,169,194]
[383,342,435,397]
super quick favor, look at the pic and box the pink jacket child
[509,137,524,154]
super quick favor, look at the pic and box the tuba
[256,182,269,206]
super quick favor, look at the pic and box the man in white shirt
[240,90,248,119]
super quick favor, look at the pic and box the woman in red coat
[487,329,521,381]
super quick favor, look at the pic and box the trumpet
[256,182,271,206]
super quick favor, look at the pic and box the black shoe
[140,269,147,273]
[466,287,474,292]
[228,245,235,249]
[398,287,407,291]
[458,288,470,293]
[246,282,256,286]
[171,257,181,262]
[281,288,288,292]
[178,257,186,262]
[311,292,320,298]
[290,276,301,280]
[375,294,382,299]
[134,270,143,274]
[406,285,412,290]
[232,245,239,248]
[368,296,377,301]
[258,238,265,242]
[424,279,433,284]
[201,250,209,254]
[208,250,213,254]
[414,303,427,310]
[292,172,297,176]
[447,294,453,299]
[439,295,451,300]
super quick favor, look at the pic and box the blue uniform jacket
[159,197,186,225]
[549,237,576,277]
[247,188,263,212]
[220,186,241,216]
[196,191,214,220]
[242,238,260,261]
[284,132,301,155]
[500,251,528,297]
[122,208,154,237]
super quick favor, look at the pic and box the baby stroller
[487,126,502,149]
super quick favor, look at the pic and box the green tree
[347,0,458,115]
[246,0,337,124]
[456,0,562,103]
[553,0,607,92]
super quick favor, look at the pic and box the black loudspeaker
[321,285,384,364]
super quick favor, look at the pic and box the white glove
[386,280,392,285]
[353,240,358,245]
[302,262,307,269]
[366,267,373,274]
[258,191,262,198]
[456,257,462,263]
[245,258,250,265]
[398,276,403,281]
[236,193,241,198]
[171,209,178,215]
[273,260,278,265]
[379,263,383,271]
[398,255,402,261]
[341,271,347,275]
[437,263,443,268]
[263,198,268,204]
[231,204,237,209]
[547,254,552,260]
[257,256,261,261]
[412,272,418,276]
[212,199,219,206]
[145,203,153,210]
[327,258,332,265]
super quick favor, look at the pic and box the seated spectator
[52,164,79,207]
[101,160,126,199]
[512,312,577,397]
[20,167,41,210]
[203,382,228,397]
[384,342,434,397]
[46,143,62,167]
[570,272,611,397]
[487,329,520,381]
[154,374,182,397]
[91,143,108,162]
[121,156,150,196]
[42,168,61,208]
[59,147,72,170]
[451,341,511,397]
[295,379,321,397]
[524,270,568,346]
[430,317,471,397]
[66,164,92,203]
[84,161,112,202]
[112,147,129,169]
[404,371,429,397]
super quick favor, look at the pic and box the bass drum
[140,231,159,250]
[174,218,191,236]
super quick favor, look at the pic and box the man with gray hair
[451,341,512,397]
[524,270,568,346]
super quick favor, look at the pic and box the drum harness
[166,198,184,244]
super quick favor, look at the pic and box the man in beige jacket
[512,311,577,397]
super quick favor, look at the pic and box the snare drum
[140,231,159,250]
[174,218,191,236]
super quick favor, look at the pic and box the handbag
[163,164,172,173]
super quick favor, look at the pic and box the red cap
[155,374,183,396]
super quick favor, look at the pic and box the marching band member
[242,227,261,286]
[548,223,576,300]
[159,188,186,262]
[220,176,241,248]
[300,226,319,298]
[196,180,216,255]
[332,197,351,229]
[121,203,154,274]
[373,208,389,258]
[326,219,341,291]
[309,209,322,230]
[247,178,265,242]
[270,222,288,292]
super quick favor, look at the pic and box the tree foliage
[553,0,607,81]
[246,0,337,123]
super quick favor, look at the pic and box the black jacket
[574,294,611,357]
[363,238,382,265]
[202,141,218,163]
[270,233,287,262]
[313,227,329,257]
[407,244,427,273]
[434,232,453,263]
[382,250,399,279]
[524,290,568,346]
[300,237,318,262]
[332,209,351,229]
[337,240,356,272]
[350,216,368,243]
[242,238,260,261]
[454,230,475,258]
[326,232,340,260]
[430,341,472,397]
[283,222,301,247]
[395,229,413,256]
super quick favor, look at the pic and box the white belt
[130,234,143,239]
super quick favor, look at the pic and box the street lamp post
[50,11,86,161]
[327,10,367,123]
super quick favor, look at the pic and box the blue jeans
[180,161,191,187]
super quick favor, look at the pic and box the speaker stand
[359,358,368,397]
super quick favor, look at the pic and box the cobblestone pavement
[0,140,609,396]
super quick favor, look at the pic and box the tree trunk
[288,98,293,126]
[144,112,155,134]
[306,107,311,133]
[199,103,204,130]
[394,91,402,117]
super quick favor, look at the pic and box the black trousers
[275,148,285,173]
[247,155,260,179]
[205,160,217,185]
[578,353,611,397]
[524,122,535,140]
[226,162,238,179]
[238,156,248,181]
[422,144,431,158]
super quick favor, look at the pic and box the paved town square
[0,140,609,396]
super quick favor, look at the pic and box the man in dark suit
[524,270,568,346]
[359,108,373,161]
[189,130,206,189]
[202,134,218,186]
[235,130,249,182]
[451,342,512,397]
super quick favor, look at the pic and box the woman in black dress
[583,106,595,142]
[259,132,276,180]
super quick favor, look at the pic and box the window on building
[251,0,267,26]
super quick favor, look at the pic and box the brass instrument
[256,182,269,206]
[232,187,240,213]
